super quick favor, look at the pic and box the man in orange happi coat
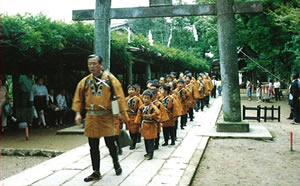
[72,55,128,182]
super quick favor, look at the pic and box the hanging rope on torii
[72,0,263,132]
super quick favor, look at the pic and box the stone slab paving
[1,97,223,186]
[198,124,272,140]
[56,125,84,135]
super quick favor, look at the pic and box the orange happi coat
[72,71,128,138]
[125,95,142,133]
[160,95,181,127]
[135,103,160,139]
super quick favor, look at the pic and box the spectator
[246,79,252,101]
[47,89,60,126]
[32,77,49,128]
[1,76,9,132]
[217,79,222,96]
[17,73,34,127]
[56,89,69,126]
[268,79,273,98]
[274,78,281,101]
[211,76,217,98]
[256,80,262,102]
[289,73,299,124]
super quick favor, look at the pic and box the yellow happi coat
[174,87,189,114]
[160,95,181,127]
[126,95,142,133]
[135,103,160,139]
[72,71,128,138]
[153,99,169,133]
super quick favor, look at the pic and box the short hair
[88,54,103,64]
[161,85,171,93]
[177,79,185,84]
[143,90,153,98]
[133,84,140,89]
[133,84,140,88]
[291,73,298,80]
[127,84,136,90]
[151,89,158,95]
[184,70,190,75]
[186,75,192,80]
[146,80,153,85]
[170,72,177,76]
[166,75,172,79]
[151,82,160,88]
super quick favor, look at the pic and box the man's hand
[75,112,82,125]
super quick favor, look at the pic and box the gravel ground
[0,124,87,180]
[192,97,300,186]
[1,156,51,180]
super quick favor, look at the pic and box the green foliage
[235,0,300,82]
[2,13,206,76]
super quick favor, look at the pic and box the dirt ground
[192,97,300,186]
[0,123,87,180]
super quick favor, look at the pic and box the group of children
[114,71,215,160]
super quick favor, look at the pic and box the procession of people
[71,54,218,182]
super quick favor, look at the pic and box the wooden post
[278,106,280,122]
[264,106,267,122]
[128,61,133,84]
[257,105,261,122]
[146,63,152,80]
[95,0,111,70]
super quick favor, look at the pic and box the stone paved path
[1,97,222,186]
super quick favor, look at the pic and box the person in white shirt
[56,89,69,125]
[32,77,49,128]
[274,78,281,101]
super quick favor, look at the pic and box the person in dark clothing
[289,73,299,124]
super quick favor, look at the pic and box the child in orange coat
[135,91,160,160]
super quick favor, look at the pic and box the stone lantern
[149,0,172,7]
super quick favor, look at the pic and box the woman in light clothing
[246,80,252,101]
[268,79,273,98]
[32,77,49,128]
[256,80,262,102]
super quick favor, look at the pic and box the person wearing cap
[72,54,128,182]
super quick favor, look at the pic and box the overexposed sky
[0,0,195,22]
[0,0,148,22]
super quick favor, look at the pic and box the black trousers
[144,139,155,157]
[88,136,118,172]
[154,133,160,148]
[129,132,138,148]
[275,88,280,101]
[290,99,300,122]
[162,126,175,144]
[205,96,210,106]
[180,114,187,127]
[212,86,217,98]
[188,108,194,120]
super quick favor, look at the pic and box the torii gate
[72,0,263,132]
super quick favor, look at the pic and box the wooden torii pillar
[72,0,263,132]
